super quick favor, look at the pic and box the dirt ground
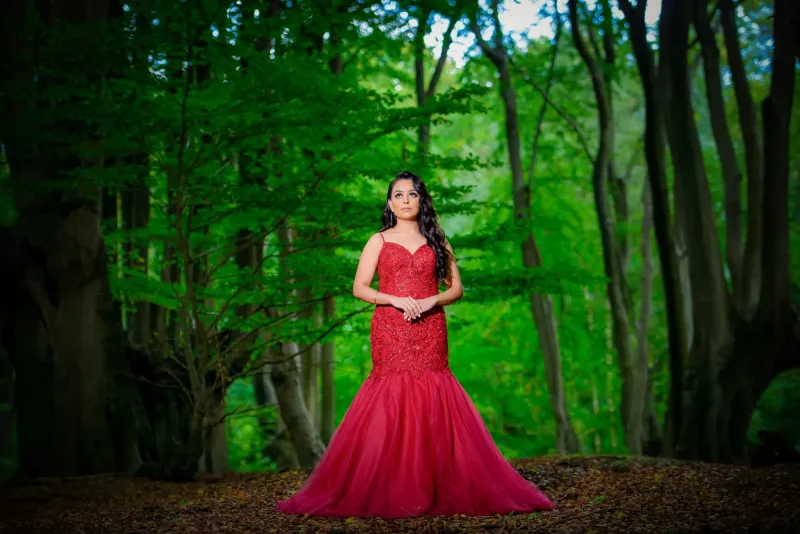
[1,455,798,533]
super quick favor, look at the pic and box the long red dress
[275,234,554,518]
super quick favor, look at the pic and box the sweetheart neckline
[381,241,430,257]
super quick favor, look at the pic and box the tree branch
[427,15,458,99]
[490,0,503,50]
[468,12,503,66]
[527,4,564,183]
[720,0,763,315]
[414,8,431,103]
[508,55,594,163]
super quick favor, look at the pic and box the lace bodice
[369,234,450,379]
[376,241,441,299]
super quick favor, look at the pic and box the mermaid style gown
[276,234,554,518]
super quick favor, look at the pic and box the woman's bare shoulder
[365,232,384,246]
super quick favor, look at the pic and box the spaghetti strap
[379,232,385,243]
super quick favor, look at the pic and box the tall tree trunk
[320,295,336,444]
[295,226,320,434]
[660,0,736,462]
[118,14,153,348]
[317,22,349,444]
[414,7,433,161]
[414,9,456,164]
[470,10,579,453]
[571,0,660,455]
[1,0,144,477]
[0,333,14,466]
[673,183,694,356]
[719,0,763,318]
[269,223,325,468]
[299,293,321,432]
[253,367,299,469]
[619,0,687,456]
[650,0,799,462]
[241,0,323,467]
[638,179,661,455]
[693,0,744,302]
[232,186,299,469]
[121,171,151,348]
[237,0,299,466]
[198,392,229,475]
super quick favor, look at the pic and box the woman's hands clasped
[390,295,437,322]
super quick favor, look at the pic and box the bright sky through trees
[425,0,663,67]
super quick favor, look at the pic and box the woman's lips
[402,208,411,211]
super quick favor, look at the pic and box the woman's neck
[391,218,420,234]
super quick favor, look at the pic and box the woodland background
[0,0,798,483]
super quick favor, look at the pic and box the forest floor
[0,455,798,533]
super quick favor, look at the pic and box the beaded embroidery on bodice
[369,233,451,379]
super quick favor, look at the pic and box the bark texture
[470,5,579,453]
[618,0,688,456]
[570,0,660,455]
[268,223,325,468]
[0,0,144,478]
[618,0,800,462]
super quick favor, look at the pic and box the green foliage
[750,369,800,448]
[2,0,796,474]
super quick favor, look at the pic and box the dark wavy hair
[380,170,452,283]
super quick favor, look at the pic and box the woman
[276,171,554,518]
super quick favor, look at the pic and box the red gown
[276,234,554,518]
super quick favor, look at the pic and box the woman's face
[388,179,420,220]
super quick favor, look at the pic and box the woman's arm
[433,240,463,307]
[352,234,424,318]
[352,233,395,305]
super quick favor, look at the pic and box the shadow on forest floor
[0,455,798,533]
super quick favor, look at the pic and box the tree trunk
[660,0,736,462]
[131,345,201,480]
[0,345,13,465]
[199,392,229,475]
[719,0,763,318]
[320,294,336,444]
[638,179,662,455]
[673,193,694,357]
[254,367,299,470]
[297,279,320,433]
[268,335,325,468]
[508,78,579,452]
[571,0,659,455]
[121,172,152,348]
[619,0,687,456]
[16,205,129,476]
[470,15,579,453]
[269,223,325,468]
[652,0,799,462]
[414,8,433,162]
[303,305,322,432]
[693,0,744,302]
[1,0,145,477]
[3,286,58,477]
[413,10,455,164]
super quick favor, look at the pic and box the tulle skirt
[275,369,554,518]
